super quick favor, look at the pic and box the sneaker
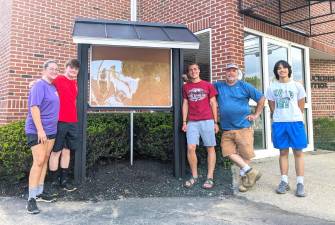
[295,183,306,197]
[48,185,60,197]
[244,168,262,188]
[61,182,77,192]
[276,181,290,194]
[36,192,57,203]
[26,198,40,214]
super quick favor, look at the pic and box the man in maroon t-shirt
[182,63,219,189]
[48,59,80,192]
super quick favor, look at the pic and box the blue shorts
[186,120,216,147]
[272,121,307,150]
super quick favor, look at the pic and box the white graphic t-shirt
[266,80,306,122]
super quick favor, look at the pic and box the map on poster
[90,46,172,107]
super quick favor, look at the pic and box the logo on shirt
[188,88,207,102]
[273,89,294,109]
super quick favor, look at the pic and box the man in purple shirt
[25,60,60,214]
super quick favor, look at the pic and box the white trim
[130,0,137,22]
[304,47,315,151]
[73,36,199,49]
[89,46,93,105]
[244,27,307,49]
[194,28,212,82]
[262,37,273,153]
[170,48,173,107]
[244,28,314,158]
[194,28,211,35]
[88,46,173,108]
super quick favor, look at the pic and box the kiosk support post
[172,49,186,178]
[75,44,89,183]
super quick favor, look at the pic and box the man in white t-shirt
[266,60,307,197]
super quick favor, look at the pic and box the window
[244,33,263,91]
[184,31,211,81]
[244,30,313,155]
[267,43,288,83]
[292,46,306,87]
[244,33,266,149]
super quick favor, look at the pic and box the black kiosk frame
[73,18,200,183]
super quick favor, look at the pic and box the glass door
[244,31,314,158]
[261,39,290,157]
[291,46,312,145]
[244,33,266,150]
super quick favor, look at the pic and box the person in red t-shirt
[182,63,219,189]
[48,59,80,192]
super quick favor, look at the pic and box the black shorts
[26,133,57,148]
[53,122,79,152]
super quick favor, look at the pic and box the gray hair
[43,60,58,70]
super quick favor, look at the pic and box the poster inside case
[90,46,172,107]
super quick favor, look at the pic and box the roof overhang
[73,18,200,49]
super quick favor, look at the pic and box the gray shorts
[186,120,216,147]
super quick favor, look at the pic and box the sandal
[202,178,214,189]
[184,176,198,188]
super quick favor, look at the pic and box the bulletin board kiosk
[72,18,199,183]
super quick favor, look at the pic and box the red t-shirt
[53,75,78,122]
[182,80,217,121]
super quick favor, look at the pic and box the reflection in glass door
[267,42,288,84]
[244,33,265,149]
[291,46,309,143]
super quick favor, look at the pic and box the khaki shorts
[221,127,255,160]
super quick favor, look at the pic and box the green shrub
[86,113,129,169]
[134,112,173,161]
[313,117,335,150]
[0,121,31,181]
[0,112,232,182]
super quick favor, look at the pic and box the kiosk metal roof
[73,18,200,49]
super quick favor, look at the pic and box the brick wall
[138,0,244,81]
[0,0,12,124]
[310,1,335,46]
[2,0,335,125]
[310,59,335,118]
[0,0,130,125]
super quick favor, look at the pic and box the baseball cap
[226,63,239,69]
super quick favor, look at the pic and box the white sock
[240,169,246,177]
[281,175,288,183]
[242,165,251,173]
[37,184,44,195]
[297,176,304,184]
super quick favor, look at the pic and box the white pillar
[131,0,137,21]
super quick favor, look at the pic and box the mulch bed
[0,159,233,201]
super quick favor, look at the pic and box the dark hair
[65,59,80,70]
[187,63,200,72]
[273,60,292,80]
[43,60,57,70]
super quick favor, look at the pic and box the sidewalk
[0,196,334,225]
[0,150,334,225]
[234,150,335,221]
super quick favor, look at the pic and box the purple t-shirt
[25,79,60,135]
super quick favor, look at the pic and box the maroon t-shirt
[182,80,217,121]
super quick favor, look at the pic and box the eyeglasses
[47,67,59,72]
